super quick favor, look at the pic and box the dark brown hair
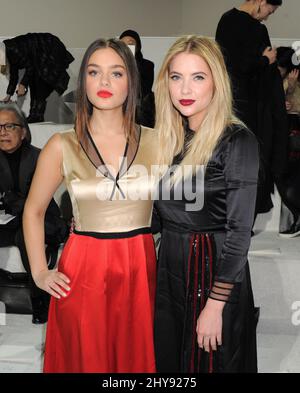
[75,38,139,144]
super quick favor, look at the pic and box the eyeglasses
[0,123,22,132]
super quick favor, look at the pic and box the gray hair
[0,102,31,143]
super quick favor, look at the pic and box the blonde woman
[153,36,259,373]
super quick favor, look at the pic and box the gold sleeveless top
[60,127,158,234]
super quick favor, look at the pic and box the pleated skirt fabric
[43,232,157,373]
[154,228,258,373]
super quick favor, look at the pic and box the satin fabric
[44,126,158,372]
[44,232,156,373]
[60,128,158,232]
[154,126,259,373]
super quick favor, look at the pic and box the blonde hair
[155,35,243,179]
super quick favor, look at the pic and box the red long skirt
[43,232,156,373]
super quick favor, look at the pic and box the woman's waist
[73,207,153,234]
[73,226,152,239]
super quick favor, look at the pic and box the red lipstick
[97,90,113,98]
[179,99,195,106]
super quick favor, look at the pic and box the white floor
[0,231,299,373]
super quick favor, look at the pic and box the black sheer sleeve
[209,128,259,302]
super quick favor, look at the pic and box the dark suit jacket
[0,142,65,240]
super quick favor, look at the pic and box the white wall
[0,1,300,47]
[0,0,182,47]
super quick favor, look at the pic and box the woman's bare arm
[23,133,70,298]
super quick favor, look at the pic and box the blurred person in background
[0,103,67,324]
[216,0,287,221]
[1,33,74,123]
[120,29,155,127]
[276,46,300,237]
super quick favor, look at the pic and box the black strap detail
[73,227,152,239]
[210,289,231,296]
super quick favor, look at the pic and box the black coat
[0,142,66,243]
[119,29,154,98]
[216,8,288,213]
[4,33,74,96]
[119,30,155,127]
[137,57,154,98]
[135,52,155,128]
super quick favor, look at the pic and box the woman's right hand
[263,46,277,64]
[34,268,71,299]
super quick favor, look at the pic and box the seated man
[0,102,68,323]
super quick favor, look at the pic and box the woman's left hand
[196,298,224,352]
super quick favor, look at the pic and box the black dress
[216,8,288,214]
[154,126,259,373]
